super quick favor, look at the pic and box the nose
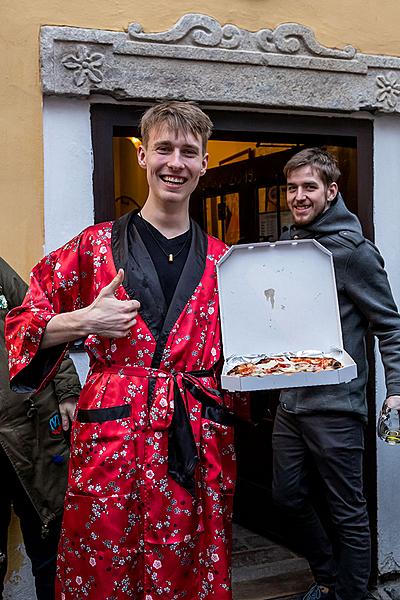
[294,186,306,200]
[167,149,185,170]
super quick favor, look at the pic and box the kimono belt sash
[88,365,235,497]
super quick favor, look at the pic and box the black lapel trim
[111,212,167,339]
[76,405,131,423]
[151,220,208,368]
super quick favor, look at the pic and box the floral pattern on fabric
[6,222,236,600]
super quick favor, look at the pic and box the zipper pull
[41,524,50,539]
[26,398,37,419]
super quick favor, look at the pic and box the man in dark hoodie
[272,148,400,600]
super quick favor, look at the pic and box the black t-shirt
[129,213,191,307]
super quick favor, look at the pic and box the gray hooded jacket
[280,194,400,421]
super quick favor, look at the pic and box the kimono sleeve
[5,232,91,394]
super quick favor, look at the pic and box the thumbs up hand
[86,269,140,338]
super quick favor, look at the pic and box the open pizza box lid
[217,239,357,391]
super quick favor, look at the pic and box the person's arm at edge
[0,257,28,309]
[345,241,400,409]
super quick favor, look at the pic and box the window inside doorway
[112,134,357,244]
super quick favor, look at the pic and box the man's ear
[327,182,338,202]
[200,152,209,177]
[137,145,147,169]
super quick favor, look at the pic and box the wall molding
[41,14,400,113]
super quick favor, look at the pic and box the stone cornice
[40,14,400,113]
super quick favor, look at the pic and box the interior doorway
[91,104,376,595]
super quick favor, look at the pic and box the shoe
[300,583,335,600]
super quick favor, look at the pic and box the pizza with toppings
[227,355,342,377]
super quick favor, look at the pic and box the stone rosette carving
[61,45,105,86]
[376,73,400,110]
[40,14,400,114]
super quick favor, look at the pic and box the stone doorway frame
[40,15,400,583]
[41,13,400,114]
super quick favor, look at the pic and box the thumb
[100,268,125,297]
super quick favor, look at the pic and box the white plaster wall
[43,96,94,253]
[43,96,92,382]
[374,114,400,575]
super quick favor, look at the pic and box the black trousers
[272,405,370,600]
[0,447,61,600]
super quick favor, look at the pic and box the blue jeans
[272,405,370,600]
[0,447,61,600]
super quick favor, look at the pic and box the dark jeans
[0,447,61,600]
[272,405,370,600]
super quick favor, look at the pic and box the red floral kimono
[6,213,236,600]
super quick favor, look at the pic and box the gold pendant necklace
[138,212,190,263]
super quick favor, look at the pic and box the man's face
[286,165,338,226]
[137,124,208,207]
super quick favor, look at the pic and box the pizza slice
[227,355,342,377]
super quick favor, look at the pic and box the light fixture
[127,137,142,149]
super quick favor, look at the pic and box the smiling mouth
[293,203,312,211]
[160,175,187,186]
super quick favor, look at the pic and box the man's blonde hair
[140,101,213,153]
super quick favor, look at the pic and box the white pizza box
[217,239,357,392]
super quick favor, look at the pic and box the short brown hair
[283,147,341,187]
[140,101,213,153]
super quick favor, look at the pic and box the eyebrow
[287,179,319,185]
[153,140,200,152]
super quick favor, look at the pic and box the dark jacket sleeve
[0,257,28,308]
[53,353,81,403]
[345,240,400,397]
[0,257,81,401]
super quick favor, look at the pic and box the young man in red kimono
[6,101,236,600]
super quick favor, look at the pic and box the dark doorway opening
[91,104,376,594]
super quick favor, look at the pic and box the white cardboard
[217,240,357,391]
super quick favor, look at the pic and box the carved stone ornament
[40,13,400,113]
